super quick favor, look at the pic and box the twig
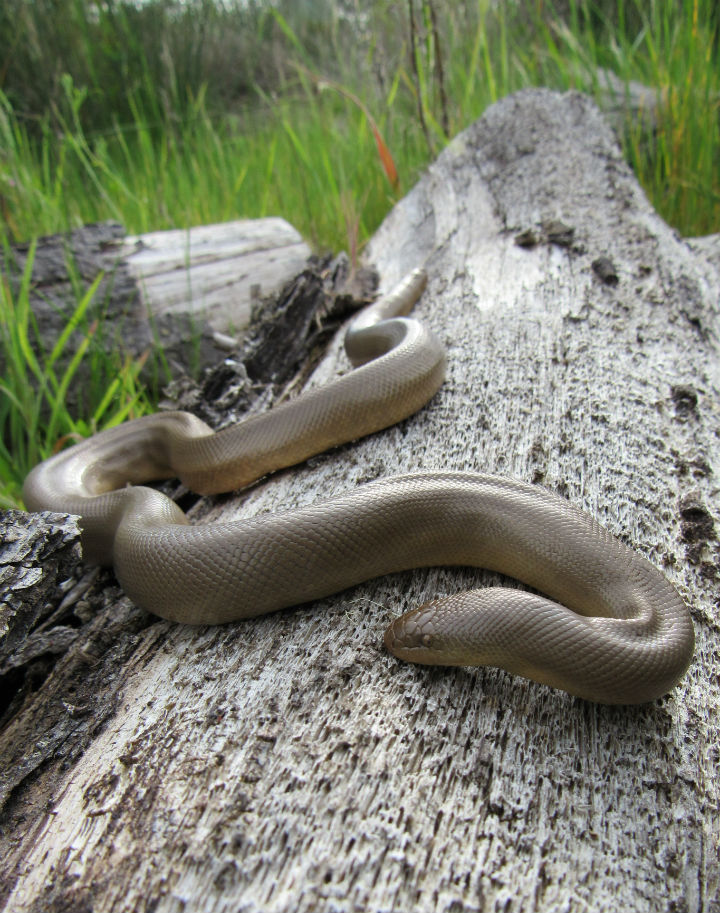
[407,0,433,155]
[427,0,450,138]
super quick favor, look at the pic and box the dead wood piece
[687,233,720,277]
[161,252,378,429]
[3,90,719,913]
[120,217,312,334]
[1,218,313,403]
[0,510,81,669]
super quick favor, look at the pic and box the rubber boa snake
[23,268,694,704]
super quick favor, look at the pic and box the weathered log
[688,232,720,276]
[120,218,311,334]
[1,217,311,391]
[1,89,718,912]
[159,252,378,426]
[0,509,148,823]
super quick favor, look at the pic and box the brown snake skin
[23,269,694,703]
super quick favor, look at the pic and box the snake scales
[23,269,694,703]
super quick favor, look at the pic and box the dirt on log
[1,89,719,913]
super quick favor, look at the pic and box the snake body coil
[23,269,694,704]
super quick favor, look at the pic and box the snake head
[384,600,468,666]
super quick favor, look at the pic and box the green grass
[2,1,717,246]
[0,240,151,507]
[0,0,718,507]
[0,76,427,253]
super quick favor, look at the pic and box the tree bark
[1,89,718,913]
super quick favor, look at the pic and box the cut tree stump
[1,89,718,913]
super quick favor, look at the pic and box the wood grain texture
[122,218,312,332]
[2,89,718,913]
[0,511,81,672]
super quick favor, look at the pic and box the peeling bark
[0,511,81,673]
[1,90,718,913]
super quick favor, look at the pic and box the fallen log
[0,217,311,390]
[1,89,718,913]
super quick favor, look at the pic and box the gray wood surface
[122,217,311,333]
[2,89,718,913]
[0,217,311,398]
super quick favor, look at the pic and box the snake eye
[422,633,433,648]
